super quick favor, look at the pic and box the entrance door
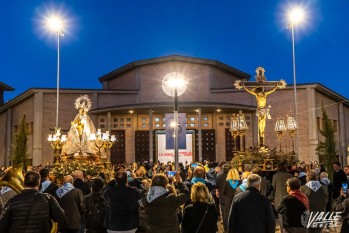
[110,130,125,164]
[195,129,216,162]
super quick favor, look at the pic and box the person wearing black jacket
[73,170,90,196]
[228,174,275,233]
[333,162,347,199]
[333,187,349,233]
[39,168,59,197]
[83,178,107,233]
[276,178,308,233]
[56,175,84,233]
[0,171,65,233]
[103,171,143,232]
[182,182,218,233]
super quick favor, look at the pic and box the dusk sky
[1,0,349,102]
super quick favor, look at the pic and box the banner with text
[157,133,193,164]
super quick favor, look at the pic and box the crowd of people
[0,160,349,233]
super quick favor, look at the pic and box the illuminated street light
[46,15,66,164]
[162,72,188,170]
[287,7,305,155]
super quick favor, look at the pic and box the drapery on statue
[62,95,99,160]
[235,67,286,146]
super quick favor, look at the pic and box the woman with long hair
[222,168,241,231]
[182,182,218,233]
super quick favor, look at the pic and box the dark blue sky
[1,0,349,102]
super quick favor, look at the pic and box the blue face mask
[127,176,133,182]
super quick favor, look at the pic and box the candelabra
[48,128,67,165]
[286,113,298,153]
[89,129,116,162]
[274,118,287,151]
[230,113,248,151]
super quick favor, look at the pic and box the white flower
[234,80,243,89]
[278,80,287,89]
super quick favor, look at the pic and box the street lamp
[162,72,188,170]
[46,15,65,164]
[287,7,305,155]
[230,113,248,152]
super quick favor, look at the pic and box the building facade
[0,55,348,166]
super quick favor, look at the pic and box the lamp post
[46,16,66,164]
[274,117,287,151]
[286,113,298,153]
[288,7,304,155]
[89,129,116,162]
[230,113,248,152]
[162,72,188,170]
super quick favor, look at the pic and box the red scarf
[289,190,309,210]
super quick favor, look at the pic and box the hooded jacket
[142,182,189,233]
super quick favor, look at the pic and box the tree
[14,114,29,167]
[316,107,337,179]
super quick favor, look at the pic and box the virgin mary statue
[62,95,98,159]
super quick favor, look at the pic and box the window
[219,123,224,127]
[126,124,132,128]
[155,123,160,128]
[113,118,118,122]
[100,124,105,129]
[204,123,208,127]
[120,118,124,123]
[141,118,146,123]
[219,117,224,121]
[155,118,160,122]
[190,123,195,127]
[142,124,147,128]
[226,117,231,121]
[99,118,105,123]
[245,115,251,121]
[120,124,124,128]
[113,124,117,128]
[163,118,166,122]
[126,118,131,122]
[226,122,230,127]
[162,123,166,127]
[203,116,208,121]
[190,117,195,122]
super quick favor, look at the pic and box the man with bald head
[73,170,90,196]
[56,175,84,233]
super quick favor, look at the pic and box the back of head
[193,167,205,178]
[64,175,74,184]
[39,168,50,180]
[151,174,168,188]
[278,163,287,172]
[24,171,41,188]
[306,170,318,181]
[91,177,105,192]
[241,171,251,179]
[75,170,84,179]
[286,177,301,190]
[191,182,209,203]
[252,167,263,176]
[115,171,127,185]
[246,174,261,189]
[226,168,240,181]
[223,163,232,174]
